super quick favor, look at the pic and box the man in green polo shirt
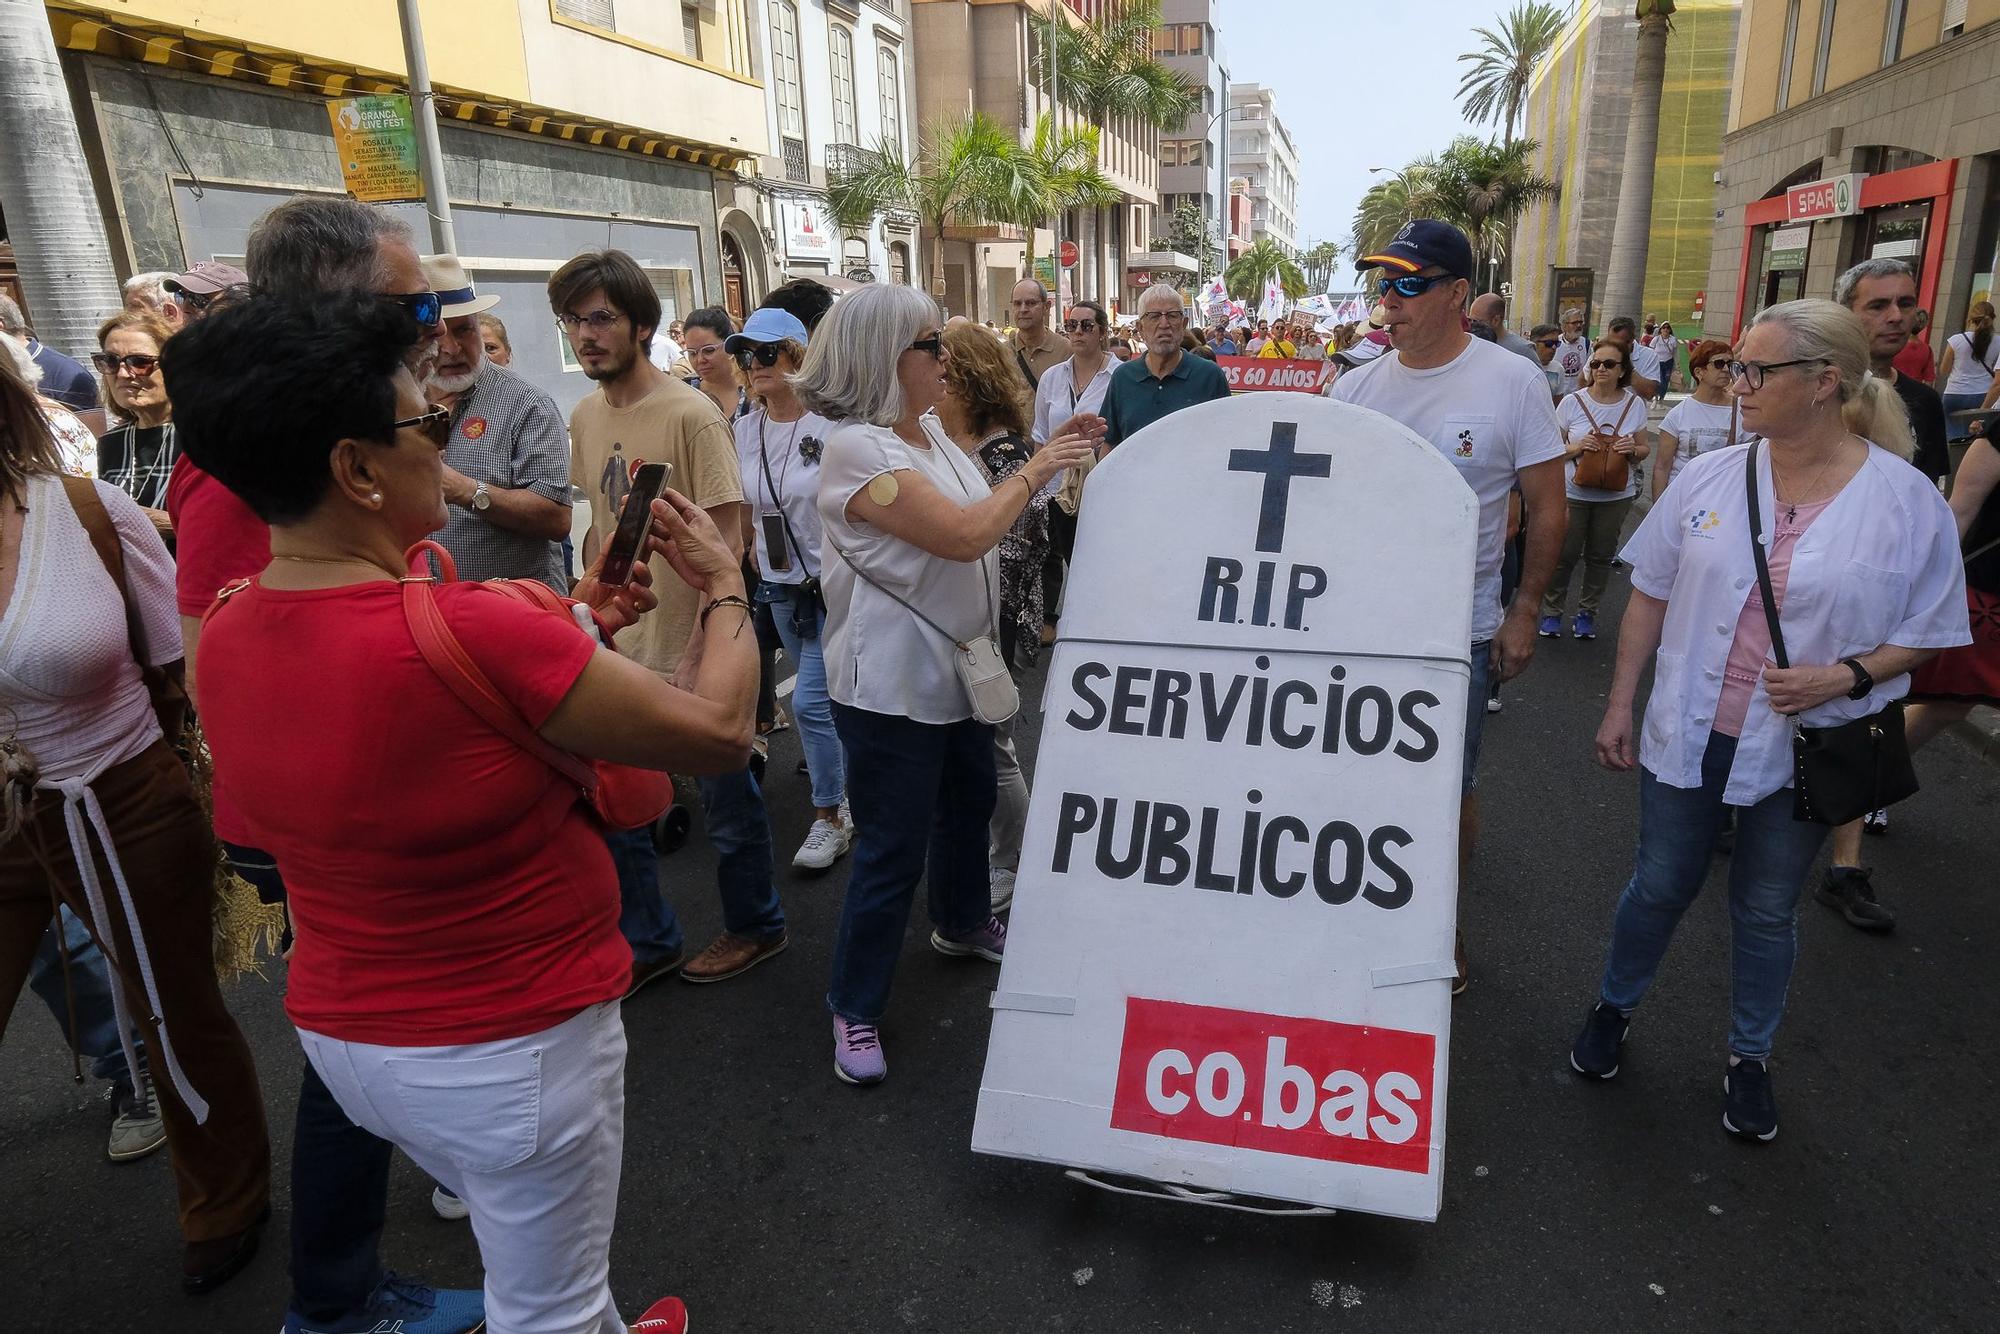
[1101,283,1232,448]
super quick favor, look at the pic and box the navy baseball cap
[1356,220,1474,281]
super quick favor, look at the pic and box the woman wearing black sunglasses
[94,309,178,538]
[1539,338,1652,640]
[164,292,753,1332]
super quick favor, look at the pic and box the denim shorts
[1461,641,1492,795]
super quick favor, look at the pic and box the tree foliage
[1349,136,1557,285]
[1456,2,1566,145]
[1033,0,1201,130]
[1224,238,1307,305]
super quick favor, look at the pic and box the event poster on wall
[972,395,1477,1221]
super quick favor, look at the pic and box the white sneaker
[431,1184,470,1220]
[990,866,1017,911]
[793,816,852,870]
[1485,695,1502,714]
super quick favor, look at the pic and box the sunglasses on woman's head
[391,404,453,449]
[734,343,786,369]
[92,352,160,375]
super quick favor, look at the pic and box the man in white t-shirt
[1555,308,1591,382]
[1331,219,1567,994]
[1604,316,1662,400]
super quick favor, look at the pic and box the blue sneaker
[1537,614,1562,638]
[1572,611,1597,639]
[283,1274,485,1333]
[1723,1058,1779,1143]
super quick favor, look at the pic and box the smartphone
[599,461,672,586]
[759,511,794,572]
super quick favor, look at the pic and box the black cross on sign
[1228,422,1331,553]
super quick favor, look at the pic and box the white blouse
[1620,441,1969,805]
[1032,356,1115,445]
[0,474,181,786]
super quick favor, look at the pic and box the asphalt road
[4,558,1998,1333]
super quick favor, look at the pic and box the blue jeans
[827,704,996,1023]
[1943,390,1984,442]
[760,581,845,809]
[28,904,141,1086]
[606,826,684,964]
[217,842,393,1321]
[1597,731,1829,1061]
[607,769,783,956]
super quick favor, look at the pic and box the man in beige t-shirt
[1006,278,1066,389]
[570,378,742,674]
[550,249,787,993]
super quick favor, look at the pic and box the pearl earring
[370,492,383,503]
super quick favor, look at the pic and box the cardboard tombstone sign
[972,393,1477,1221]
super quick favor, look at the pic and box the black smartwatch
[1840,657,1873,701]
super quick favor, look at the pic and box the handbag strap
[827,537,974,653]
[757,413,812,573]
[398,541,599,795]
[1744,442,1791,671]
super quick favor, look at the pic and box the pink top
[1715,496,1833,738]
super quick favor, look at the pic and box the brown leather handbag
[1568,391,1639,492]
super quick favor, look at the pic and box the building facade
[35,0,771,418]
[1514,0,1740,335]
[720,0,921,311]
[1707,0,2000,351]
[1156,0,1233,264]
[1227,83,1298,257]
[909,0,1163,321]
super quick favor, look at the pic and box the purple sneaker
[832,1016,886,1086]
[931,914,1007,963]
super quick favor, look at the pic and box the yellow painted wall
[1734,0,1998,130]
[62,0,533,101]
[1824,0,1888,91]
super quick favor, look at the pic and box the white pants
[297,1002,628,1334]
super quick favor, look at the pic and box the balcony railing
[825,142,882,178]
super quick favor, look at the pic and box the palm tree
[0,0,122,354]
[1456,2,1566,145]
[1350,161,1443,262]
[1008,113,1122,273]
[1602,0,1675,322]
[1033,0,1200,291]
[1224,238,1306,306]
[1432,135,1558,288]
[827,113,1037,299]
[1298,239,1344,295]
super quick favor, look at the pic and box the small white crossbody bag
[826,538,1019,725]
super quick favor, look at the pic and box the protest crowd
[1,179,1995,1334]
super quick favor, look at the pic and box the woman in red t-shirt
[162,294,756,1334]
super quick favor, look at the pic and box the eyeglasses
[172,288,219,316]
[1725,357,1826,390]
[92,352,160,375]
[555,309,626,334]
[1535,338,1560,348]
[387,292,442,329]
[1587,358,1622,370]
[734,343,787,369]
[1062,318,1100,332]
[687,342,725,359]
[908,333,944,357]
[1138,310,1186,326]
[390,404,453,449]
[1376,273,1458,299]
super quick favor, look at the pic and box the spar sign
[1217,355,1331,394]
[972,394,1476,1220]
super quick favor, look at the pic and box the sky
[1216,0,1514,262]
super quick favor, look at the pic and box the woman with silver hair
[1569,298,1968,1142]
[795,283,1095,1086]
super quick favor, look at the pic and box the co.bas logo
[1110,998,1436,1174]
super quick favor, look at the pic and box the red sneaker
[633,1295,690,1333]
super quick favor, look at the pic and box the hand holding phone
[598,461,673,586]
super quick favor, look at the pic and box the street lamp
[1199,102,1242,274]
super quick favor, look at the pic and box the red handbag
[400,541,675,830]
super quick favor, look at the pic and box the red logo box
[1110,997,1436,1174]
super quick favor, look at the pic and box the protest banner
[972,394,1476,1220]
[1217,355,1331,394]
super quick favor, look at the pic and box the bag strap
[60,474,154,665]
[757,414,811,573]
[398,542,599,796]
[827,537,972,653]
[1013,343,1041,390]
[1745,442,1791,671]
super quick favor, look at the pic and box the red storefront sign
[1783,173,1865,222]
[1217,355,1330,394]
